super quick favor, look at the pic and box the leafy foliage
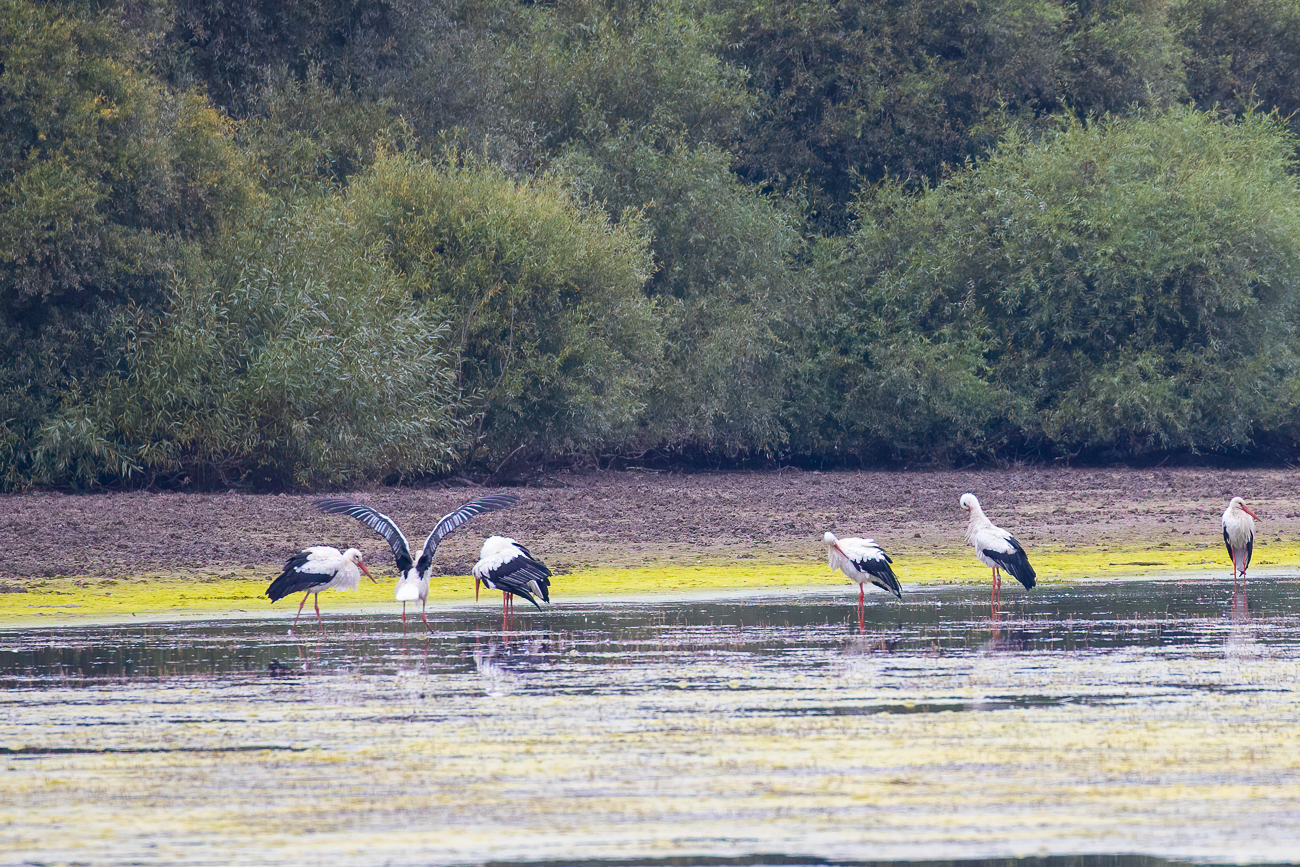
[717,0,1072,231]
[497,0,753,156]
[0,0,257,319]
[240,65,416,196]
[0,0,259,490]
[10,0,1300,490]
[33,204,466,489]
[785,201,1018,464]
[556,128,801,456]
[1175,0,1300,137]
[345,150,662,465]
[829,107,1300,458]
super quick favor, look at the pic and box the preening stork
[959,493,1036,606]
[266,546,375,633]
[824,531,901,633]
[473,535,552,626]
[315,493,520,633]
[1222,496,1260,591]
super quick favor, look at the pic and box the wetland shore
[6,469,1300,866]
[2,465,1299,621]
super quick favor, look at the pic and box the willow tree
[0,0,258,489]
[35,202,465,489]
[345,150,662,468]
[824,106,1300,460]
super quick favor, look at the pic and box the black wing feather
[850,556,901,599]
[266,551,328,602]
[981,539,1037,590]
[477,571,544,609]
[480,548,551,603]
[314,498,414,573]
[414,492,521,572]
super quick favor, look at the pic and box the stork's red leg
[314,593,324,631]
[858,584,865,634]
[292,592,310,633]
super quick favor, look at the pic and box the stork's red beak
[1244,505,1261,521]
[359,561,376,582]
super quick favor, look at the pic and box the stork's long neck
[965,505,992,545]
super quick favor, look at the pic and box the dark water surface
[3,579,1299,866]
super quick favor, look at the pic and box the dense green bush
[10,0,1300,489]
[1068,0,1186,117]
[33,203,466,489]
[167,0,400,116]
[556,129,801,457]
[0,0,259,490]
[345,150,663,465]
[784,192,1018,464]
[827,107,1300,458]
[716,0,1193,232]
[496,0,753,159]
[717,0,1071,231]
[240,65,415,196]
[1,0,256,319]
[1176,0,1300,136]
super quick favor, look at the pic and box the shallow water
[3,578,1299,866]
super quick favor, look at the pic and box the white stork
[1222,496,1260,593]
[315,493,520,633]
[824,531,901,633]
[960,493,1036,606]
[473,535,551,627]
[266,546,375,633]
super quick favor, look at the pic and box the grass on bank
[1,541,1296,626]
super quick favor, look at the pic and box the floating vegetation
[4,541,1300,626]
[2,580,1300,865]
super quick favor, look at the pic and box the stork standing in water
[473,535,551,629]
[266,546,375,633]
[824,532,901,633]
[960,493,1036,609]
[1222,496,1260,605]
[315,493,520,633]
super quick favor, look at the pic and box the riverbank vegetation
[5,0,1300,489]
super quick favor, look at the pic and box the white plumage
[473,535,552,621]
[315,493,519,633]
[265,546,375,633]
[960,493,1036,605]
[825,531,901,633]
[1222,496,1259,585]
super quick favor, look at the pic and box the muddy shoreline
[1,466,1296,583]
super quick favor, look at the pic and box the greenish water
[2,579,1299,866]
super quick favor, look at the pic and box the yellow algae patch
[2,540,1295,625]
[0,571,394,626]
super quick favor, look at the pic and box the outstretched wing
[315,498,414,573]
[415,492,521,572]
